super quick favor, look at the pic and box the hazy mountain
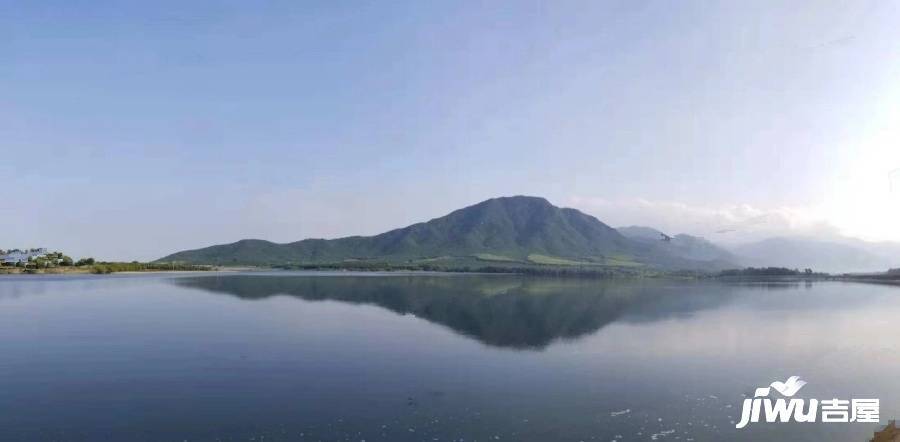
[617,226,667,241]
[730,237,899,273]
[618,226,738,263]
[159,196,727,270]
[830,237,900,269]
[619,227,900,273]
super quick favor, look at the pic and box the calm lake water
[0,272,897,441]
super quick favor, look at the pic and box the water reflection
[2,274,898,441]
[175,274,739,349]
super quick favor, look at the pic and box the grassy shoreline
[0,262,213,275]
[5,262,900,286]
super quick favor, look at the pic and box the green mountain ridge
[158,196,733,270]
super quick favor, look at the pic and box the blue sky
[3,0,900,260]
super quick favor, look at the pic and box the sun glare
[826,124,900,242]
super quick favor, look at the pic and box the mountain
[617,226,666,241]
[159,196,727,270]
[730,237,898,273]
[620,227,900,274]
[618,226,738,263]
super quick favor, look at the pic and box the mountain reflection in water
[171,273,778,350]
[2,274,893,442]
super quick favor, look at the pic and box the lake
[0,272,897,441]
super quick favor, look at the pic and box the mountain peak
[473,195,554,209]
[491,195,551,203]
[158,196,730,270]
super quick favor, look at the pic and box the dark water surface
[0,272,897,441]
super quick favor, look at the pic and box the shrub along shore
[1,248,215,275]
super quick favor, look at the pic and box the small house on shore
[0,248,49,265]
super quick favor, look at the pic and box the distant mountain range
[730,237,900,274]
[158,195,900,273]
[616,226,738,263]
[158,196,735,270]
[618,229,900,273]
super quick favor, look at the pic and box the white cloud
[567,196,840,244]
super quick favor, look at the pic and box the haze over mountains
[159,196,900,273]
[616,226,738,263]
[617,229,900,273]
[731,237,900,274]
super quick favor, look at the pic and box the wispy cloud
[567,196,839,244]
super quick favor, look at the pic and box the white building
[0,248,49,265]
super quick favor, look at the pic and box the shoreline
[3,265,900,286]
[0,266,222,276]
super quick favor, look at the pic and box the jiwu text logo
[735,376,879,429]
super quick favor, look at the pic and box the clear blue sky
[3,0,899,260]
